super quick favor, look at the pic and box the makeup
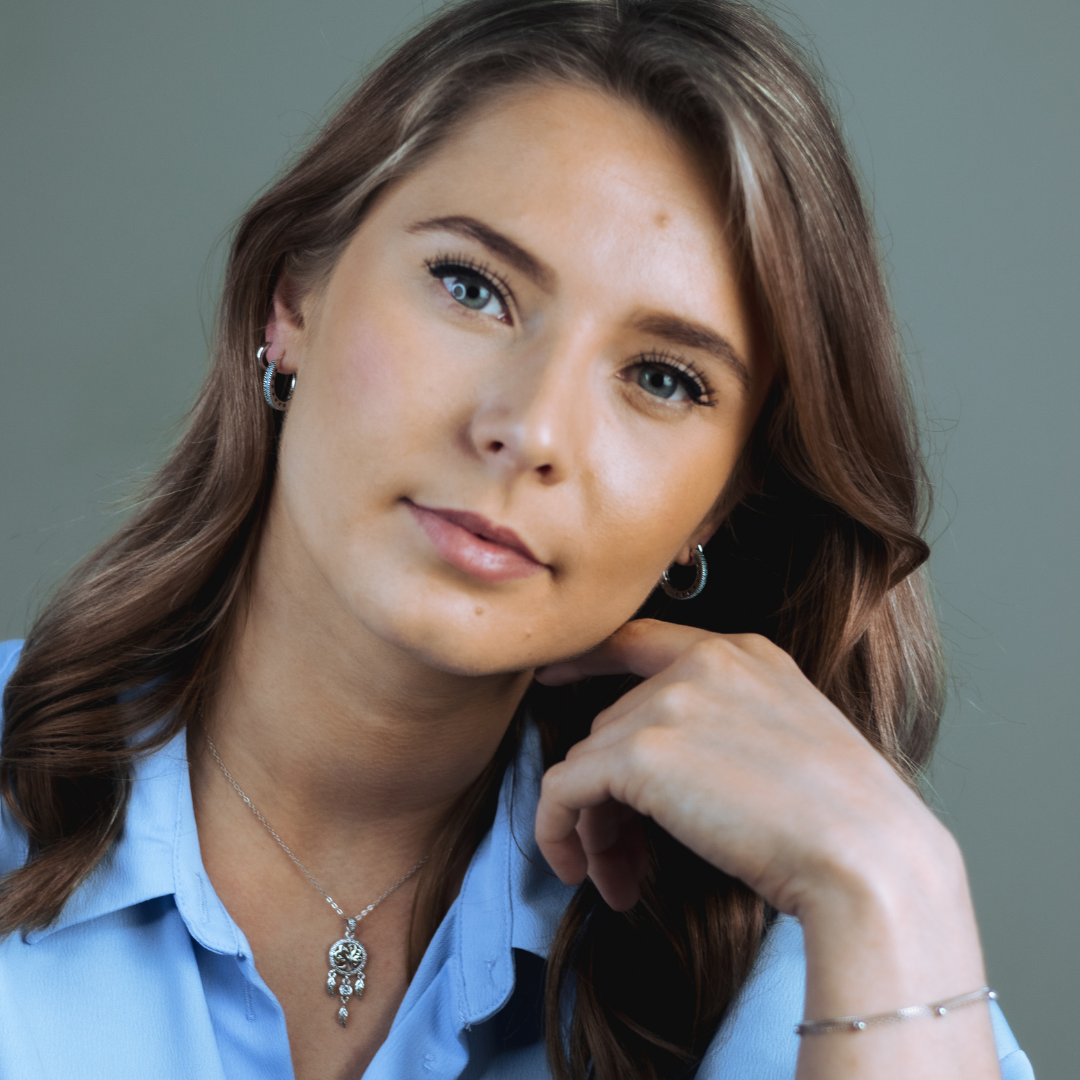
[406,501,547,582]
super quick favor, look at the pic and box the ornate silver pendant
[326,918,368,1027]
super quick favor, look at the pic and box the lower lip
[407,503,547,583]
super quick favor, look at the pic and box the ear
[262,274,304,372]
[673,522,721,566]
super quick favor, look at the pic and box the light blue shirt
[0,639,1033,1079]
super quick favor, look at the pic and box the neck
[195,521,533,871]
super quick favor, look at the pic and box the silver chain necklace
[203,729,429,1028]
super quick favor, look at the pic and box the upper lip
[411,502,545,565]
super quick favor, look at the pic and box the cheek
[323,319,427,447]
[276,324,422,563]
[295,307,462,480]
[568,419,738,608]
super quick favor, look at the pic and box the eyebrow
[408,214,751,390]
[633,312,752,391]
[407,215,555,292]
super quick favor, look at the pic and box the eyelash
[424,255,715,407]
[425,253,513,321]
[633,349,717,407]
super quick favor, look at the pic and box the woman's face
[269,84,769,675]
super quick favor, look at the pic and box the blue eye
[428,260,509,321]
[637,364,685,400]
[444,272,493,309]
[631,356,712,404]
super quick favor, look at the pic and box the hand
[535,620,1000,1079]
[533,619,938,916]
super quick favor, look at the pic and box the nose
[467,336,587,486]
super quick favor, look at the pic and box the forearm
[795,821,1000,1080]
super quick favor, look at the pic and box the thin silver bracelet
[795,986,996,1036]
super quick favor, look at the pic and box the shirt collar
[380,717,578,1028]
[452,720,576,1027]
[25,728,241,954]
[505,723,576,959]
[24,717,574,982]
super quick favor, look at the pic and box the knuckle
[731,631,769,651]
[682,637,734,678]
[627,725,675,769]
[732,632,788,663]
[652,680,700,719]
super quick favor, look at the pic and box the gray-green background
[2,1,1076,1075]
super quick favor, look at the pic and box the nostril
[486,440,505,453]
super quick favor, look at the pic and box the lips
[406,501,547,583]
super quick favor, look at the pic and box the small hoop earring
[660,545,708,600]
[257,343,295,411]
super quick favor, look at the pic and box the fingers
[536,761,651,911]
[535,619,712,685]
[533,621,824,915]
[535,762,609,885]
[580,829,647,911]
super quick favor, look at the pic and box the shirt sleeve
[990,999,1036,1079]
[697,915,1035,1078]
[0,639,22,694]
[0,639,28,872]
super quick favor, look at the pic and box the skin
[190,84,1000,1080]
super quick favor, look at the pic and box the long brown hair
[1,2,943,1077]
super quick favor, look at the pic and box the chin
[350,584,551,676]
[386,617,553,677]
[337,558,641,678]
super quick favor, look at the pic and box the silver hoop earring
[660,545,708,600]
[257,343,295,411]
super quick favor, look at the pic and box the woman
[0,1,1034,1078]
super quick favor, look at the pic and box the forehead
[330,81,760,391]
[388,82,731,277]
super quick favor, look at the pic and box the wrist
[799,808,967,918]
[796,816,987,1017]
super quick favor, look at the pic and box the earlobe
[677,524,720,566]
[675,546,695,567]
